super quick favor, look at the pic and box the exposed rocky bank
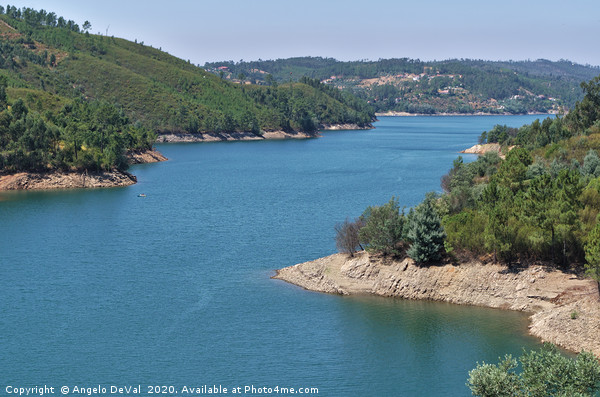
[156,130,317,143]
[0,170,137,190]
[274,252,600,358]
[156,124,372,143]
[126,148,168,164]
[0,149,167,191]
[375,111,555,117]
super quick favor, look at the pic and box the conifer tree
[584,223,600,298]
[406,199,446,264]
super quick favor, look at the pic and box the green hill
[204,57,600,115]
[0,7,374,175]
[0,8,373,135]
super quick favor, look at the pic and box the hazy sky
[6,0,600,66]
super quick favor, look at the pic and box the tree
[584,223,600,298]
[480,180,513,262]
[82,20,91,32]
[0,86,7,110]
[265,74,277,87]
[494,147,532,192]
[358,197,406,257]
[467,344,600,397]
[406,198,446,264]
[582,149,600,178]
[553,169,583,265]
[334,218,364,257]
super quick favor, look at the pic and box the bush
[358,197,406,257]
[467,344,600,397]
[334,218,364,257]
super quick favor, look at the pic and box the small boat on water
[138,193,146,197]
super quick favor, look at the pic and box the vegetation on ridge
[205,56,600,115]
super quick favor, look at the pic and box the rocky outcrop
[0,170,137,190]
[321,123,374,131]
[126,148,168,164]
[274,252,600,357]
[460,143,516,158]
[461,143,503,155]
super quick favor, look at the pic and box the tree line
[204,57,600,114]
[1,5,84,32]
[335,195,446,265]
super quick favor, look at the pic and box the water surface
[1,115,544,396]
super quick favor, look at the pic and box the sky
[5,0,600,66]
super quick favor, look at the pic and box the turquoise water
[1,115,545,396]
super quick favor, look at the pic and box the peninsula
[0,148,167,191]
[274,73,600,360]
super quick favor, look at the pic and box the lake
[0,115,545,396]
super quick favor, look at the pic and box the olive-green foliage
[443,210,486,255]
[467,344,600,397]
[406,198,446,264]
[358,197,407,257]
[440,75,600,266]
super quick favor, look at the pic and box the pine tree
[584,223,600,298]
[407,199,446,264]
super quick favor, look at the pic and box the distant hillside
[0,9,374,136]
[204,57,600,115]
[0,6,375,177]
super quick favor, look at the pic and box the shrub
[358,197,406,257]
[334,218,364,257]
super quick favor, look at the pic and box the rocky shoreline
[321,123,374,131]
[460,143,516,158]
[156,124,372,143]
[0,148,167,191]
[0,169,137,190]
[273,251,600,358]
[376,111,556,117]
[156,130,318,143]
[126,148,169,164]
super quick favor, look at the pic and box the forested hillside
[336,74,600,288]
[0,6,374,175]
[0,7,373,134]
[205,57,600,115]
